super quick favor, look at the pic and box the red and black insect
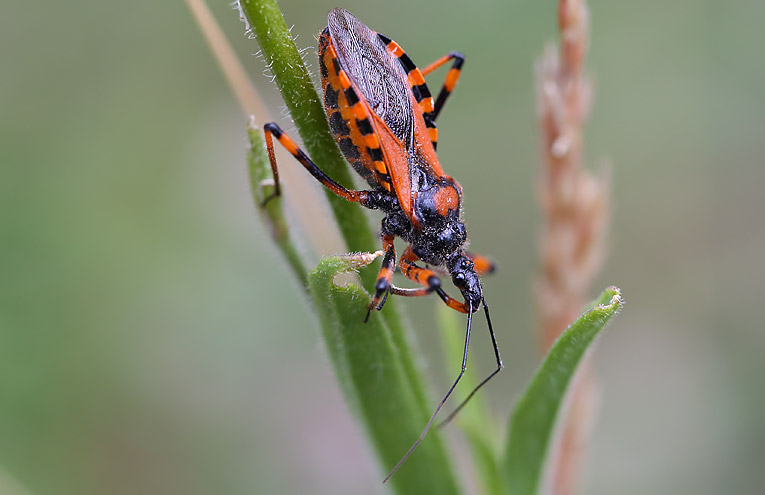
[262,8,503,480]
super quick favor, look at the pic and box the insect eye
[452,272,466,287]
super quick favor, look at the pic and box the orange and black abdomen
[318,30,393,192]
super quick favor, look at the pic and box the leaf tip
[598,286,623,313]
[311,252,384,290]
[338,250,384,271]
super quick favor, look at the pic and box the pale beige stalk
[185,0,344,255]
[535,1,610,493]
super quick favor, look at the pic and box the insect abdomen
[318,30,393,191]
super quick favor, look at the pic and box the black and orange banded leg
[420,51,465,121]
[397,246,471,314]
[365,235,396,321]
[262,122,372,207]
[387,283,466,314]
[384,248,503,481]
[465,251,496,276]
[398,245,439,287]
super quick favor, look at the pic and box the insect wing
[326,9,418,217]
[327,9,414,147]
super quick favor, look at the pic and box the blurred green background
[2,0,764,493]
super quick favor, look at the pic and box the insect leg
[398,245,440,288]
[397,246,471,313]
[464,251,496,276]
[262,122,373,207]
[390,284,470,314]
[420,52,465,121]
[438,298,503,427]
[397,249,503,429]
[365,235,397,321]
[384,299,475,483]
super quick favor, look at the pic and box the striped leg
[365,235,397,321]
[420,52,465,121]
[394,249,505,434]
[397,246,471,314]
[465,251,496,275]
[384,252,502,481]
[262,122,372,207]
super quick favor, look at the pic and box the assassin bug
[262,8,503,481]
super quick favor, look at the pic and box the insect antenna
[383,300,475,483]
[437,297,504,428]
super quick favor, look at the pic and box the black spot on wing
[327,9,413,150]
[398,53,417,74]
[411,84,422,102]
[350,160,375,184]
[413,84,431,102]
[344,88,360,106]
[356,118,373,135]
[329,112,349,136]
[339,138,360,159]
[368,147,384,162]
[324,86,339,109]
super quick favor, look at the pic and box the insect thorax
[378,174,467,268]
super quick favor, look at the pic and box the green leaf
[503,287,624,495]
[239,0,429,417]
[308,255,460,495]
